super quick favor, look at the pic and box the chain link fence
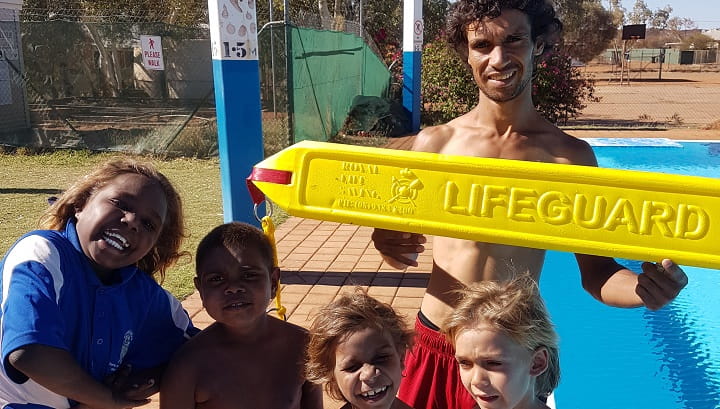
[2,6,717,155]
[0,4,390,156]
[567,48,720,129]
[0,14,220,155]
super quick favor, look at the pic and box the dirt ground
[571,66,720,132]
[18,65,720,150]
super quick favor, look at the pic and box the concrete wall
[134,38,213,100]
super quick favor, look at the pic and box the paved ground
[147,130,719,409]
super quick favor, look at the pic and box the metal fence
[567,49,720,129]
[1,6,718,155]
[0,5,391,156]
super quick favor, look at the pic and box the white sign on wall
[208,0,259,61]
[140,35,164,70]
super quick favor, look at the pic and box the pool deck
[149,130,719,409]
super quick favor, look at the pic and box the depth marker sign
[140,35,164,70]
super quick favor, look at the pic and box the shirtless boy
[371,1,689,408]
[160,222,322,409]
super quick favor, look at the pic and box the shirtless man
[371,1,689,408]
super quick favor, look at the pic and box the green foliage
[627,0,652,25]
[420,39,476,125]
[532,51,599,125]
[422,0,451,43]
[556,0,616,62]
[420,38,599,126]
[23,0,207,25]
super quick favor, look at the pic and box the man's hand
[371,228,426,269]
[636,259,689,310]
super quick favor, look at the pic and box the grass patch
[0,149,288,300]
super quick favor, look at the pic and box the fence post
[284,0,294,145]
[208,0,264,225]
[402,0,422,132]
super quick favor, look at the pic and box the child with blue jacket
[0,158,198,408]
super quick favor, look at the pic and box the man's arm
[8,344,149,409]
[576,254,688,310]
[566,136,689,309]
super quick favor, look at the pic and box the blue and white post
[208,0,264,224]
[403,0,423,132]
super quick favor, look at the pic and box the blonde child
[306,290,414,409]
[0,158,197,408]
[443,276,560,409]
[159,222,322,409]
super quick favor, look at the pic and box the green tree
[667,16,697,31]
[650,5,673,29]
[627,0,652,25]
[420,38,476,124]
[556,0,616,62]
[608,0,626,26]
[23,0,206,25]
[532,51,599,125]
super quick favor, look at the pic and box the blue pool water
[540,140,720,409]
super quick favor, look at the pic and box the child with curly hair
[306,290,414,409]
[0,158,197,408]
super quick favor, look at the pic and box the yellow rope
[261,215,286,321]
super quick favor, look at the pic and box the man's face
[465,9,544,103]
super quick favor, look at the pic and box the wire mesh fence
[1,5,718,157]
[0,17,220,155]
[0,4,394,156]
[567,54,720,129]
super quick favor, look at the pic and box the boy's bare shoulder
[268,316,309,341]
[163,323,225,375]
[171,323,224,356]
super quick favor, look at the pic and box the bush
[420,37,599,125]
[420,39,477,125]
[532,51,600,125]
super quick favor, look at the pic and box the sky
[617,0,720,30]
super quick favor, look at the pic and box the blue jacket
[0,220,198,408]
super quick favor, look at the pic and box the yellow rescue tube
[249,141,720,270]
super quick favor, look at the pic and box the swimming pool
[540,140,720,409]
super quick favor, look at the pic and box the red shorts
[397,314,476,409]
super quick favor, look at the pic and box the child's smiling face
[333,326,404,409]
[195,245,277,329]
[74,173,167,278]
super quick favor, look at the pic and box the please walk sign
[140,35,164,70]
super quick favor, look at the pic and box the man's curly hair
[447,0,562,57]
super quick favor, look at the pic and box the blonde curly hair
[442,275,560,397]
